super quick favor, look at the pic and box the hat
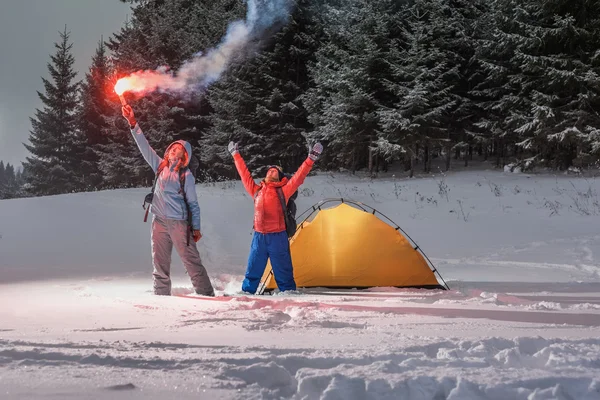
[267,165,284,181]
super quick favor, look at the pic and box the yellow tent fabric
[261,202,442,290]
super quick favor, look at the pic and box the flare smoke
[119,0,293,96]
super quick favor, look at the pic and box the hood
[164,140,192,167]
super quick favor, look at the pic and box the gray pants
[151,215,214,296]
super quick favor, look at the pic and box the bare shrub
[543,199,562,216]
[438,177,450,202]
[567,182,600,216]
[488,181,503,197]
[414,192,438,209]
[457,200,470,222]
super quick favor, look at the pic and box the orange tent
[259,199,447,292]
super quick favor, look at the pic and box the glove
[308,142,323,161]
[122,105,136,127]
[228,141,239,156]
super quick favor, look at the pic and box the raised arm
[282,143,322,200]
[123,105,162,172]
[229,142,260,197]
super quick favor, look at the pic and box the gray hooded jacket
[130,124,201,230]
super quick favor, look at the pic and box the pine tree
[202,62,261,179]
[78,39,113,190]
[377,0,462,176]
[101,18,181,188]
[474,0,600,169]
[443,0,488,169]
[102,0,246,186]
[203,0,319,178]
[23,27,81,195]
[4,163,15,186]
[97,23,147,188]
[14,167,24,198]
[304,0,394,174]
[472,0,542,168]
[470,0,511,167]
[0,161,5,199]
[512,0,600,169]
[0,161,5,187]
[0,163,19,199]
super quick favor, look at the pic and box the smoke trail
[121,0,294,96]
[247,0,295,35]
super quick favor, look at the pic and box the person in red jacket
[228,141,323,294]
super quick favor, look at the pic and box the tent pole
[257,270,273,295]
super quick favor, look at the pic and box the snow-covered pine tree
[0,163,19,199]
[471,0,540,168]
[99,16,176,188]
[203,0,319,178]
[202,62,260,179]
[101,5,189,188]
[77,39,114,190]
[477,0,600,170]
[0,161,6,199]
[509,0,600,169]
[160,0,245,179]
[304,0,393,174]
[98,21,153,189]
[470,0,510,167]
[13,167,25,199]
[23,27,82,196]
[378,0,461,176]
[442,0,488,169]
[103,0,246,186]
[4,164,15,183]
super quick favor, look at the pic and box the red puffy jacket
[233,153,314,233]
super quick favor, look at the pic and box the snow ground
[1,168,600,399]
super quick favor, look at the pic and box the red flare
[114,78,133,105]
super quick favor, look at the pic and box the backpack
[275,183,298,238]
[142,165,193,245]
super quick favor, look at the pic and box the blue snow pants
[242,231,296,294]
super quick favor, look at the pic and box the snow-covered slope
[1,169,599,399]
